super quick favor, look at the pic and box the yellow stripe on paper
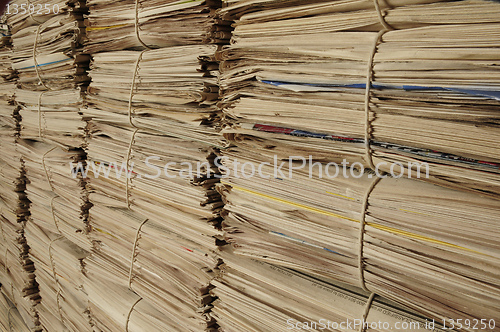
[326,191,356,201]
[223,182,483,255]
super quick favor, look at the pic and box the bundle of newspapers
[86,45,221,139]
[213,0,500,329]
[18,140,91,250]
[85,70,224,331]
[85,205,220,331]
[1,0,499,330]
[4,1,92,331]
[212,248,451,332]
[23,221,90,331]
[216,145,500,327]
[84,0,220,53]
[83,0,226,330]
[0,291,32,332]
[8,0,88,91]
[6,0,89,147]
[217,0,500,197]
[0,17,42,331]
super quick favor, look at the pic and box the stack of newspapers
[85,206,220,331]
[84,0,214,53]
[16,140,91,330]
[85,273,197,331]
[8,0,89,146]
[0,18,41,331]
[0,0,499,330]
[23,221,90,331]
[212,248,449,332]
[212,0,500,330]
[15,140,92,331]
[216,150,500,326]
[5,0,93,330]
[83,0,225,330]
[0,291,32,332]
[217,0,500,197]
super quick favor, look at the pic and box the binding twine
[355,176,381,332]
[50,196,62,234]
[41,147,57,191]
[358,3,392,327]
[125,297,142,332]
[42,147,65,234]
[128,218,149,290]
[364,29,387,171]
[128,50,147,129]
[372,0,394,31]
[124,48,148,208]
[122,49,150,326]
[357,175,382,332]
[38,91,47,138]
[364,0,393,170]
[48,236,65,323]
[26,0,44,24]
[7,305,15,332]
[34,19,54,138]
[134,0,152,49]
[33,24,51,90]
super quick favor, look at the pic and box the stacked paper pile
[23,221,89,331]
[8,0,89,146]
[84,0,216,53]
[212,248,449,332]
[212,0,500,330]
[8,0,88,91]
[85,273,196,331]
[5,0,93,330]
[83,0,225,330]
[17,140,91,250]
[85,206,220,331]
[0,18,42,331]
[217,0,500,197]
[211,0,500,329]
[15,140,92,331]
[0,291,32,332]
[1,0,499,330]
[217,152,500,325]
